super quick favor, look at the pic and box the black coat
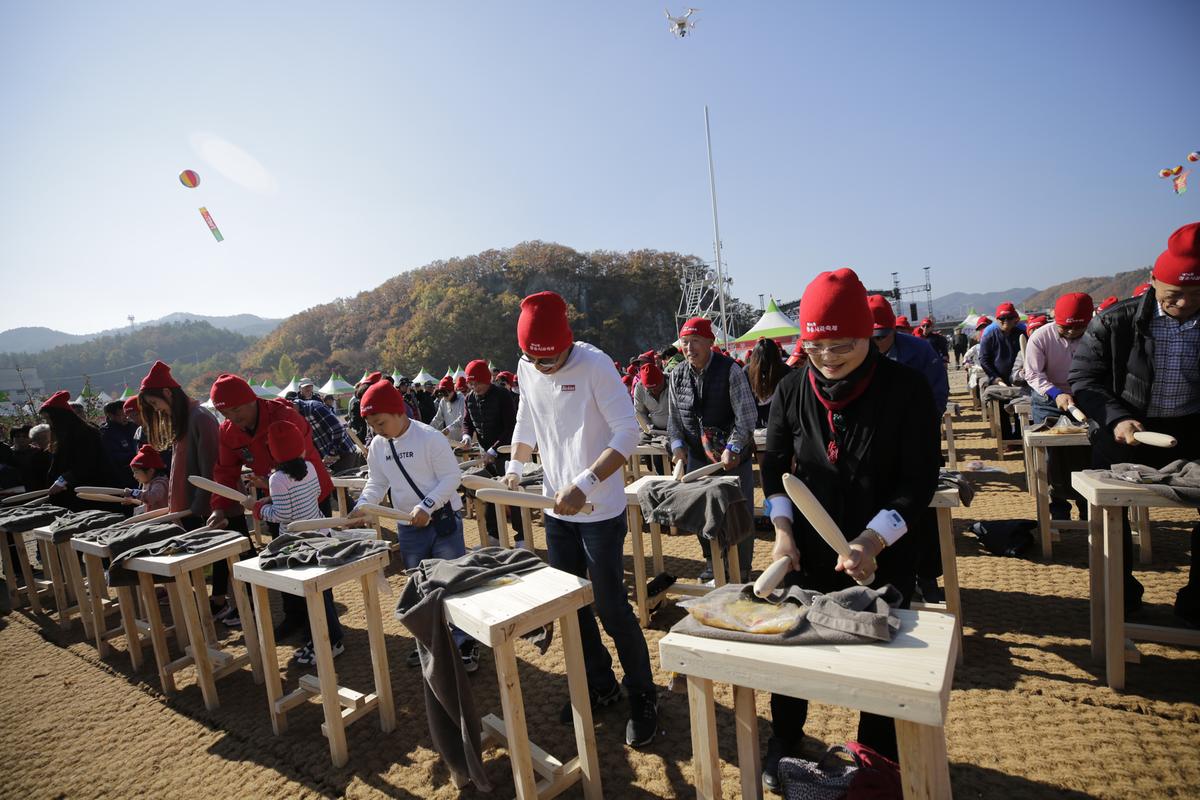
[761,356,940,593]
[48,425,121,511]
[1069,290,1159,431]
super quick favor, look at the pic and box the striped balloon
[179,169,200,188]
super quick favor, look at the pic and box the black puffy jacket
[1068,290,1158,430]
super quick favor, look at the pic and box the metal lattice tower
[890,267,934,319]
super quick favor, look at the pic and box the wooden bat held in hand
[188,475,253,504]
[1066,404,1087,424]
[782,473,869,585]
[1133,431,1177,448]
[76,491,133,504]
[1,488,50,506]
[475,488,594,515]
[753,557,792,599]
[681,462,725,483]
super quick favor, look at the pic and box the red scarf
[806,362,877,463]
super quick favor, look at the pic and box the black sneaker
[625,690,658,748]
[762,736,801,794]
[407,647,421,667]
[460,641,480,673]
[559,678,622,724]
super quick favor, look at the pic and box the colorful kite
[198,207,224,242]
[179,169,200,188]
[1158,156,1193,195]
[1189,152,1199,163]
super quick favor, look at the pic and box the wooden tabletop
[1071,471,1194,509]
[442,565,592,647]
[1023,428,1090,448]
[120,537,252,578]
[232,546,389,596]
[659,608,957,727]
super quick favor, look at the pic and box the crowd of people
[1,220,1196,795]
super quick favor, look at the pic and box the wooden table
[660,608,958,800]
[1071,471,1200,690]
[234,548,394,767]
[986,395,1024,462]
[626,443,672,482]
[1023,428,1095,559]
[442,565,601,799]
[943,407,958,470]
[122,538,263,709]
[469,488,538,554]
[331,476,366,517]
[0,520,55,614]
[70,535,155,666]
[31,526,94,636]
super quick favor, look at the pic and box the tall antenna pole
[704,105,730,343]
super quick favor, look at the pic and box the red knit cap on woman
[40,390,72,412]
[1153,221,1200,285]
[1054,293,1094,327]
[210,374,257,410]
[141,360,180,391]
[267,420,306,462]
[437,376,454,393]
[360,380,407,417]
[465,359,492,385]
[798,268,873,341]
[130,444,166,471]
[517,291,573,356]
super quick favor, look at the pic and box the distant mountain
[1020,268,1151,312]
[0,313,282,354]
[930,288,1038,322]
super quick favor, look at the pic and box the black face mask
[810,345,878,403]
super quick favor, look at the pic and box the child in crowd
[126,444,169,514]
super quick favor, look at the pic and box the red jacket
[210,398,333,512]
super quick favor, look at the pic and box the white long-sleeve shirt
[430,393,466,441]
[512,341,640,522]
[355,418,463,516]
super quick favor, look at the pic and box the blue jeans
[396,513,473,646]
[1030,391,1089,519]
[688,452,756,579]
[544,512,655,696]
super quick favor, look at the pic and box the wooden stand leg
[306,590,348,766]
[733,685,762,800]
[895,719,951,800]
[360,574,396,732]
[686,675,721,800]
[494,639,538,798]
[82,553,112,656]
[228,559,263,683]
[166,581,189,652]
[1102,506,1125,690]
[138,572,176,694]
[561,610,602,799]
[726,545,742,584]
[251,584,287,735]
[711,546,727,588]
[495,501,513,549]
[1087,504,1104,663]
[175,569,218,710]
[628,508,650,627]
[1135,507,1152,564]
[990,401,1003,460]
[937,507,964,665]
[192,568,218,646]
[60,542,94,638]
[944,415,957,470]
[520,507,535,553]
[115,585,144,669]
[1035,446,1053,559]
[0,530,18,607]
[42,539,70,625]
[335,487,348,517]
[13,533,41,614]
[649,522,665,576]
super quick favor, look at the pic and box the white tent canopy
[277,377,299,398]
[413,367,438,385]
[732,298,799,343]
[453,365,466,380]
[319,374,356,396]
[251,383,278,398]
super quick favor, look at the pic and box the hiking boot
[559,678,622,724]
[762,736,802,794]
[625,690,658,748]
[460,641,480,673]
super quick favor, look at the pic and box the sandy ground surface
[2,372,1198,799]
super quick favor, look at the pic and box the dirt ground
[2,372,1198,799]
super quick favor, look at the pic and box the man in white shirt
[503,291,658,748]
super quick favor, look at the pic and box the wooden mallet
[782,474,869,585]
[1133,431,1178,448]
[75,486,126,496]
[286,517,355,533]
[188,475,253,505]
[753,556,793,599]
[1,488,50,506]
[76,491,134,504]
[475,488,595,515]
[461,474,507,492]
[681,462,726,483]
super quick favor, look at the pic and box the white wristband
[504,459,524,477]
[572,469,600,498]
[866,508,907,546]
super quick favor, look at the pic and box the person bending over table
[760,269,940,793]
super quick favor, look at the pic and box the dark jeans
[687,452,756,580]
[1030,392,1090,519]
[544,512,655,696]
[1089,414,1199,598]
[770,563,916,760]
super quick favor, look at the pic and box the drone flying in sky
[666,8,699,38]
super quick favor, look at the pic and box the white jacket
[356,418,463,517]
[430,393,466,441]
[513,341,639,522]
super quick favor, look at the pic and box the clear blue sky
[1,0,1196,333]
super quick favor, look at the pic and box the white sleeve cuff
[766,494,793,523]
[486,447,498,458]
[572,469,600,498]
[504,459,524,477]
[867,508,908,545]
[671,439,685,452]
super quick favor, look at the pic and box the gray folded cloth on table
[636,475,754,551]
[0,506,63,533]
[1086,460,1200,504]
[104,523,245,586]
[937,471,976,507]
[673,582,903,645]
[47,510,126,542]
[258,531,390,570]
[981,385,1025,405]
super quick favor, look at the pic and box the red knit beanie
[266,420,306,462]
[974,316,991,331]
[867,294,896,330]
[895,315,912,332]
[994,302,1017,319]
[465,359,492,385]
[358,371,382,387]
[621,375,634,390]
[679,317,715,340]
[209,374,257,410]
[360,380,406,416]
[1097,296,1119,312]
[517,291,573,356]
[798,268,873,341]
[496,370,515,384]
[1025,315,1048,336]
[455,376,468,392]
[1152,221,1200,285]
[123,396,139,414]
[40,390,72,412]
[141,360,180,391]
[1054,293,1094,327]
[639,362,664,389]
[130,444,165,471]
[437,376,454,393]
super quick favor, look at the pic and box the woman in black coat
[40,392,122,511]
[758,269,940,791]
